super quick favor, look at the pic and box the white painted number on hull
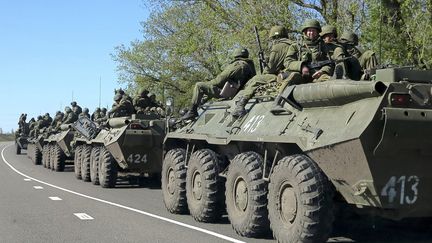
[127,154,148,164]
[381,175,419,205]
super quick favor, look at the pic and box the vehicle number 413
[380,175,419,205]
[127,154,148,164]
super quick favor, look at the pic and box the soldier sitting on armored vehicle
[28,117,36,137]
[182,47,256,120]
[43,113,53,126]
[231,25,293,118]
[91,107,102,121]
[79,108,90,119]
[50,111,64,131]
[133,88,151,114]
[71,101,82,116]
[339,31,378,80]
[108,93,134,118]
[62,106,78,124]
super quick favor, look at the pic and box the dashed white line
[1,144,245,243]
[33,186,44,189]
[24,178,31,181]
[49,197,62,201]
[74,213,94,220]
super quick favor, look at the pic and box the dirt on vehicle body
[162,68,432,242]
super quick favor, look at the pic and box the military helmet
[232,48,249,58]
[71,101,77,106]
[269,25,288,39]
[101,108,107,112]
[29,118,35,122]
[301,19,321,32]
[65,106,72,113]
[96,107,101,112]
[340,31,359,45]
[138,87,149,96]
[114,94,122,101]
[44,112,50,117]
[320,25,337,37]
[117,88,125,95]
[56,110,61,115]
[83,108,89,113]
[37,115,42,120]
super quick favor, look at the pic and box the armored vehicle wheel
[74,145,83,179]
[225,152,270,237]
[33,146,42,165]
[186,149,224,223]
[46,145,52,169]
[50,145,56,170]
[81,145,92,182]
[162,148,188,214]
[268,154,334,243]
[90,146,100,185]
[15,143,21,155]
[98,147,118,188]
[42,146,47,168]
[52,144,66,172]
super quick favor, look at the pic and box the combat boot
[181,105,198,120]
[231,97,249,118]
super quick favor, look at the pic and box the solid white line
[33,186,44,189]
[49,197,62,201]
[74,213,94,220]
[1,144,245,243]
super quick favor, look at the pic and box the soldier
[62,106,78,124]
[51,111,64,131]
[182,47,256,120]
[232,25,293,117]
[71,101,82,115]
[100,108,107,118]
[18,113,27,130]
[133,88,151,114]
[91,107,102,121]
[28,118,36,137]
[43,113,53,127]
[108,94,134,118]
[79,108,90,119]
[116,88,134,104]
[339,31,378,80]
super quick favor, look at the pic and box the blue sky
[0,0,149,132]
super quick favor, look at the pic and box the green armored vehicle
[162,68,432,242]
[28,128,50,165]
[73,114,166,188]
[15,134,28,155]
[42,125,75,172]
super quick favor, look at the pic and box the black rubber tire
[34,146,42,165]
[268,154,334,243]
[15,143,21,155]
[42,145,47,168]
[186,149,224,223]
[225,151,270,237]
[162,148,188,214]
[74,145,83,179]
[50,145,56,170]
[46,145,52,169]
[52,144,65,172]
[90,146,100,185]
[81,145,92,182]
[98,147,118,188]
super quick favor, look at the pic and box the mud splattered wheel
[225,152,270,237]
[268,154,334,243]
[33,146,42,165]
[162,148,187,214]
[98,147,117,188]
[52,144,66,172]
[90,146,100,185]
[74,145,83,179]
[186,149,224,222]
[81,145,91,182]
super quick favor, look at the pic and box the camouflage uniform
[133,88,151,114]
[71,101,82,116]
[182,48,256,120]
[79,108,90,119]
[62,106,78,124]
[109,94,134,118]
[232,26,293,117]
[91,108,102,121]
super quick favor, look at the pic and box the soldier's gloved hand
[312,70,323,79]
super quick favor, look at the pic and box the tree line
[112,0,432,110]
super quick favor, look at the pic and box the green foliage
[112,0,432,111]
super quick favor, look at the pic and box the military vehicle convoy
[41,125,75,172]
[162,68,432,242]
[72,113,166,188]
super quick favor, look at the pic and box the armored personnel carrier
[28,129,50,165]
[162,68,432,242]
[15,134,28,155]
[73,113,166,188]
[42,125,75,172]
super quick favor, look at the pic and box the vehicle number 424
[380,175,419,205]
[127,154,148,164]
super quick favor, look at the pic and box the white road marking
[24,178,31,181]
[49,197,62,201]
[33,186,44,189]
[74,213,94,220]
[1,144,245,243]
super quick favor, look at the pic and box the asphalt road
[1,142,432,243]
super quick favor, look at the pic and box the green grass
[0,134,15,142]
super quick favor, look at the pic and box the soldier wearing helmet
[79,108,90,119]
[182,47,256,120]
[133,88,151,114]
[62,106,78,124]
[232,25,294,118]
[91,107,101,121]
[339,31,378,79]
[70,101,82,116]
[108,93,134,118]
